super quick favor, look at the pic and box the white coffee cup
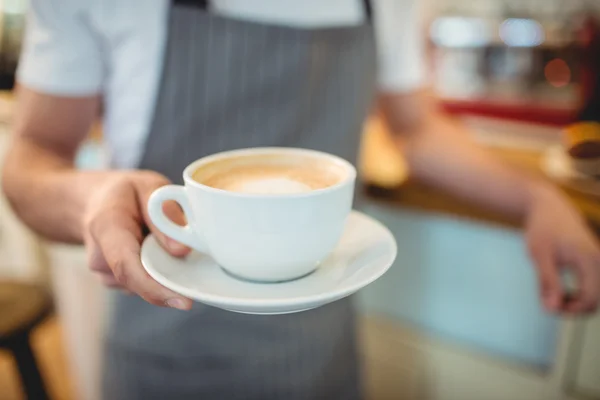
[147,147,356,282]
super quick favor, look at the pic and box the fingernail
[166,298,188,310]
[167,239,187,253]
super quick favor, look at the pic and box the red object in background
[439,16,600,127]
[441,100,575,127]
[545,58,571,88]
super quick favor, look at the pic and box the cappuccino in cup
[148,148,356,282]
[191,153,347,195]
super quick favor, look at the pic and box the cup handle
[147,185,208,253]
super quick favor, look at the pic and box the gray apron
[102,1,377,399]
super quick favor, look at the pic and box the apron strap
[171,1,372,21]
[172,0,209,9]
[362,0,373,21]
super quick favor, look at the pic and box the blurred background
[0,0,599,399]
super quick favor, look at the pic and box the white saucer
[141,211,397,315]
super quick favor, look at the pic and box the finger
[100,277,133,296]
[137,180,191,257]
[163,200,187,226]
[87,233,127,290]
[564,253,600,313]
[529,241,563,312]
[89,210,192,310]
[96,273,133,295]
[160,200,191,256]
[86,235,113,275]
[97,273,123,288]
[105,228,191,309]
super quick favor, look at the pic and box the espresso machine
[430,0,598,126]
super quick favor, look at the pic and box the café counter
[360,116,600,232]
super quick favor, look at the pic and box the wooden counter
[360,118,600,231]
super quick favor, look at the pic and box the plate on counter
[542,145,600,198]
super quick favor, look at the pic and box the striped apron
[102,1,377,399]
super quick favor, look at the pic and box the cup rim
[182,147,357,198]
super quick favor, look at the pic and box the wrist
[524,179,572,219]
[524,178,550,206]
[51,170,126,243]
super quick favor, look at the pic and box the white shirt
[17,0,427,168]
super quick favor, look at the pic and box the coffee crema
[192,153,347,195]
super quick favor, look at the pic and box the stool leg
[11,335,49,400]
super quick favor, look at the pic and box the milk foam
[193,153,347,194]
[227,177,312,194]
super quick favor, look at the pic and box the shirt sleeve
[373,0,429,92]
[17,0,104,95]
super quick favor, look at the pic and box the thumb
[529,240,563,311]
[160,200,192,255]
[137,176,191,257]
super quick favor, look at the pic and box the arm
[3,88,103,243]
[3,87,191,310]
[379,89,600,314]
[2,0,191,310]
[373,0,535,215]
[5,0,111,242]
[373,0,599,314]
[379,90,537,218]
